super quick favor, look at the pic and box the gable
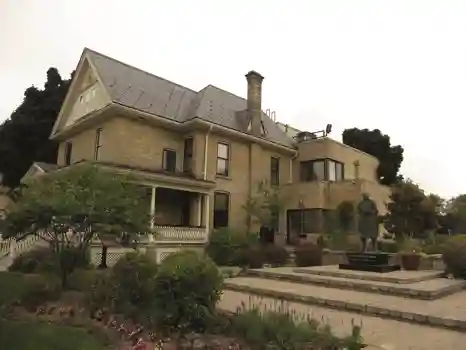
[51,54,112,135]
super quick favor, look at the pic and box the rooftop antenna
[271,111,276,122]
[325,124,332,136]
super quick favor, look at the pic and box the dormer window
[79,85,96,105]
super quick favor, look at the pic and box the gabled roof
[83,48,295,148]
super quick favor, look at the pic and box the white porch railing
[0,235,42,261]
[152,225,208,242]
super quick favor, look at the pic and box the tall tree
[442,194,466,233]
[0,164,150,287]
[383,179,437,240]
[0,68,72,188]
[342,128,404,186]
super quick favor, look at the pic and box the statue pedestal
[339,252,400,273]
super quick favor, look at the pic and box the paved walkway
[225,277,466,324]
[219,290,466,350]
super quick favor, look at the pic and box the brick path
[219,290,466,350]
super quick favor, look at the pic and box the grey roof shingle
[86,49,295,148]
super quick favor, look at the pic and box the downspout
[203,124,213,239]
[203,124,213,180]
[289,148,299,183]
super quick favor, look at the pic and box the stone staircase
[223,265,466,349]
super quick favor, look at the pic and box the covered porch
[147,186,212,243]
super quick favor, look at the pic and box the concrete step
[246,267,466,300]
[294,265,444,284]
[219,290,466,350]
[224,276,466,333]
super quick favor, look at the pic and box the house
[23,48,389,246]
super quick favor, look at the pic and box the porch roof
[96,161,215,193]
[22,160,215,193]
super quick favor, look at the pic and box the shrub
[88,252,158,314]
[422,244,444,255]
[295,243,323,267]
[68,269,101,293]
[442,235,466,278]
[9,246,90,276]
[229,301,364,349]
[262,244,289,266]
[153,249,223,332]
[378,240,399,253]
[234,245,265,269]
[9,247,56,274]
[206,228,257,266]
[18,274,62,311]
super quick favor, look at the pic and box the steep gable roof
[83,48,295,148]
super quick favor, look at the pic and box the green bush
[262,244,289,266]
[235,244,265,269]
[68,269,101,293]
[229,302,364,349]
[295,243,323,267]
[422,243,444,255]
[9,247,56,274]
[153,249,223,332]
[206,228,257,266]
[88,252,158,316]
[442,235,466,278]
[9,246,90,275]
[378,240,399,253]
[18,274,62,311]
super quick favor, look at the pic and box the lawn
[0,319,109,350]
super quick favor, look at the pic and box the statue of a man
[357,193,379,252]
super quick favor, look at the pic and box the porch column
[197,194,203,226]
[150,186,156,230]
[204,194,211,239]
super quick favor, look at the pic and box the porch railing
[153,225,208,242]
[0,235,42,260]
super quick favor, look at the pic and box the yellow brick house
[23,48,389,248]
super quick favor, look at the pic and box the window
[183,138,193,173]
[213,192,229,228]
[162,149,177,172]
[94,128,103,160]
[64,142,73,166]
[216,142,229,176]
[328,160,344,181]
[270,157,280,186]
[300,159,344,182]
[287,209,323,242]
[300,160,325,182]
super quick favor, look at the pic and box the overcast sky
[1,0,466,198]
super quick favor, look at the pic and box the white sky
[1,0,465,198]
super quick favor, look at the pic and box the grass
[0,319,109,350]
[0,271,114,350]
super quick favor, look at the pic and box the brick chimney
[246,70,264,136]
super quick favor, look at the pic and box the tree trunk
[98,245,108,269]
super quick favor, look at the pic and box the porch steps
[224,268,466,333]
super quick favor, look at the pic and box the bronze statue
[357,193,379,252]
